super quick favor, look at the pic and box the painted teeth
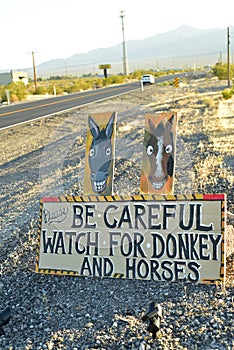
[94,180,106,190]
[153,182,164,189]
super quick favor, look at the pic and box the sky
[0,0,234,71]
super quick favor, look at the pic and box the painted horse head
[88,112,115,194]
[146,114,175,190]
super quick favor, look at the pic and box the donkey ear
[105,112,115,139]
[89,116,100,139]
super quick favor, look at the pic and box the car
[141,74,155,85]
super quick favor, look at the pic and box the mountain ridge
[24,25,234,77]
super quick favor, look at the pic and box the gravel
[0,74,233,349]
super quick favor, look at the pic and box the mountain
[31,25,232,77]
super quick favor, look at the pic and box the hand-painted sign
[36,194,226,284]
[140,113,177,194]
[84,112,117,195]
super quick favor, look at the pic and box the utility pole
[120,11,129,76]
[227,27,231,88]
[32,51,37,90]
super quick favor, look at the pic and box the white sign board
[36,194,226,284]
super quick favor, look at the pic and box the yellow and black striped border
[36,193,226,285]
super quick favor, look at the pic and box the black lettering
[174,261,186,281]
[42,230,57,253]
[65,232,76,254]
[126,258,136,278]
[137,259,149,279]
[120,232,132,257]
[161,261,174,281]
[188,261,200,282]
[134,205,147,229]
[80,257,92,275]
[190,234,199,259]
[199,234,210,260]
[103,257,114,277]
[209,234,222,260]
[109,232,121,256]
[196,204,213,231]
[133,232,146,257]
[93,257,102,276]
[148,204,161,229]
[166,233,177,258]
[104,205,118,228]
[75,232,86,254]
[85,205,96,228]
[163,205,176,229]
[179,204,195,230]
[150,260,161,280]
[55,231,66,254]
[86,231,99,255]
[118,205,133,228]
[178,233,190,259]
[92,257,113,276]
[151,233,165,258]
[72,205,84,228]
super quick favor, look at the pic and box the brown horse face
[146,115,174,190]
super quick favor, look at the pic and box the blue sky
[0,0,233,70]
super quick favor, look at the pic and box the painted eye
[89,148,95,157]
[105,147,111,156]
[165,144,172,153]
[147,145,154,155]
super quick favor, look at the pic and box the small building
[0,70,28,86]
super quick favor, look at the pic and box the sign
[174,77,179,88]
[83,112,117,195]
[140,113,177,194]
[5,89,10,105]
[36,194,226,284]
[99,64,111,69]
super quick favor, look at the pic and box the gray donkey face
[88,113,115,193]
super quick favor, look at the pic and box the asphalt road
[0,73,188,130]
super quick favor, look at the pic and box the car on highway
[141,74,155,85]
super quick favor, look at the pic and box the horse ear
[148,119,155,135]
[165,114,174,132]
[89,116,100,139]
[105,112,115,139]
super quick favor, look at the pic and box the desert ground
[0,74,233,349]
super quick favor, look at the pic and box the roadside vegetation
[0,68,188,103]
[212,63,234,99]
[0,65,233,103]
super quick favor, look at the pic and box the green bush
[33,86,49,95]
[212,63,234,80]
[222,88,234,100]
[7,82,28,101]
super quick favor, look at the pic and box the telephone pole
[32,51,37,90]
[227,27,231,88]
[120,11,129,76]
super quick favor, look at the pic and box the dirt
[0,74,233,285]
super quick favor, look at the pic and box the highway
[0,73,187,130]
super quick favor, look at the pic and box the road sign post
[99,64,111,78]
[174,77,179,88]
[5,90,10,105]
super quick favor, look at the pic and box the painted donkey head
[88,112,115,194]
[146,114,175,190]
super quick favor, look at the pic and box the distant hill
[30,25,232,77]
